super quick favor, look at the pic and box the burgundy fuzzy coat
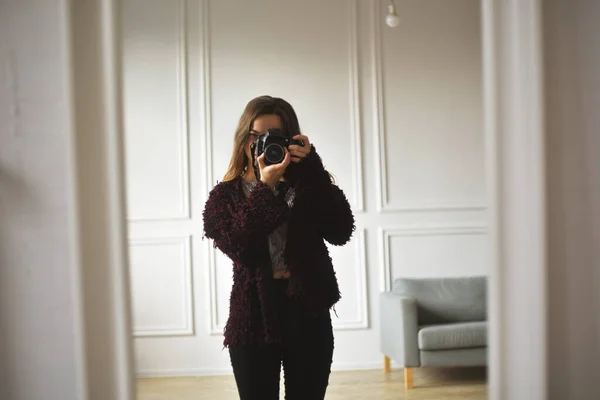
[202,146,355,348]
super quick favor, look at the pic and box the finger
[287,145,308,154]
[281,149,292,166]
[293,134,310,147]
[288,149,306,159]
[290,156,302,163]
[292,134,308,142]
[257,153,266,168]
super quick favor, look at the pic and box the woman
[202,95,355,400]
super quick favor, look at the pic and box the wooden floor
[138,367,487,399]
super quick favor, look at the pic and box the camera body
[250,128,305,166]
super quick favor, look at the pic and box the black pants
[229,279,334,400]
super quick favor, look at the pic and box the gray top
[241,179,295,274]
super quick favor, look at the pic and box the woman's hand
[258,150,291,188]
[288,134,311,163]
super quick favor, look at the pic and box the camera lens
[264,143,285,164]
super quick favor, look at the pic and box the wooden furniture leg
[404,367,414,389]
[383,355,391,373]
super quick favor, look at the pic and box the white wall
[544,1,600,399]
[122,0,487,376]
[0,1,84,399]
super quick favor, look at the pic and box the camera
[250,128,305,166]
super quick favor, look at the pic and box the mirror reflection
[122,0,488,398]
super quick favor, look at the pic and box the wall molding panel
[207,246,221,336]
[332,229,369,330]
[127,0,192,223]
[210,229,369,335]
[198,0,363,211]
[371,0,387,213]
[347,0,365,212]
[371,0,486,213]
[379,224,488,292]
[130,236,194,337]
[199,0,214,204]
[173,0,192,222]
[197,0,222,337]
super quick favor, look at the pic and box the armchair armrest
[380,292,420,367]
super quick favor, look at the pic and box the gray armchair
[380,276,487,388]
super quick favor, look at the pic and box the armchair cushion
[418,321,487,351]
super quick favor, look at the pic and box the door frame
[481,0,547,399]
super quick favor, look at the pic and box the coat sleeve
[284,145,355,246]
[202,180,290,263]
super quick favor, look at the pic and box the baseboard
[137,367,233,378]
[136,361,385,379]
[332,361,384,371]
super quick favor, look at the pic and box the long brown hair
[222,95,302,182]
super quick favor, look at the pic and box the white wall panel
[122,0,190,221]
[380,225,488,291]
[210,230,369,333]
[328,229,369,330]
[374,0,484,211]
[208,0,364,211]
[212,249,233,334]
[129,237,193,336]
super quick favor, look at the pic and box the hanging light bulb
[386,0,400,28]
